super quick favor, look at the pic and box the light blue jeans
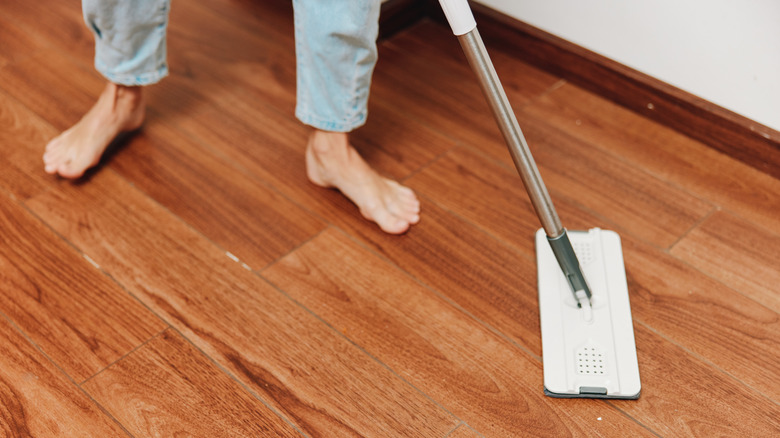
[82,0,381,133]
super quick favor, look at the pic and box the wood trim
[389,1,780,179]
[467,3,780,179]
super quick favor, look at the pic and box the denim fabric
[82,0,381,132]
[83,0,170,86]
[293,0,381,132]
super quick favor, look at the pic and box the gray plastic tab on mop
[579,386,608,395]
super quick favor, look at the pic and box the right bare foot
[306,130,421,234]
[43,82,146,179]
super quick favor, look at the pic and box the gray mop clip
[547,230,593,307]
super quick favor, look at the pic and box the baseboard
[383,0,780,180]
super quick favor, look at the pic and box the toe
[45,136,61,152]
[366,204,411,235]
[44,147,67,173]
[380,217,411,234]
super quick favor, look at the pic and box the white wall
[475,0,780,132]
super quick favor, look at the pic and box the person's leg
[293,0,420,234]
[44,0,170,179]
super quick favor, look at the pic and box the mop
[437,0,641,399]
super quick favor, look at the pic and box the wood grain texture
[0,316,127,437]
[325,200,548,357]
[108,118,326,270]
[384,21,562,108]
[372,35,517,162]
[83,329,300,437]
[0,0,94,67]
[167,83,454,232]
[670,211,780,313]
[624,324,780,436]
[446,424,483,438]
[0,193,165,383]
[623,235,780,401]
[263,228,656,437]
[25,170,458,437]
[0,14,46,68]
[407,146,611,250]
[0,91,59,200]
[406,144,711,252]
[162,0,298,116]
[2,0,777,435]
[0,50,104,131]
[375,24,714,249]
[520,83,780,235]
[518,120,714,248]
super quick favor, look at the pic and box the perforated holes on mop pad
[577,345,606,375]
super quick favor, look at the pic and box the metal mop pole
[457,30,562,237]
[439,0,592,306]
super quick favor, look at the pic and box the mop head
[536,228,641,399]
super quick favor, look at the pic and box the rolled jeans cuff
[84,0,170,86]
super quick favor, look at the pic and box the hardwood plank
[520,83,780,234]
[185,0,295,46]
[370,21,559,166]
[407,145,712,252]
[333,200,547,356]
[446,424,482,438]
[2,24,324,272]
[407,146,610,250]
[25,170,458,437]
[83,329,300,437]
[624,323,780,436]
[623,235,780,401]
[0,316,127,437]
[0,50,104,131]
[0,90,59,200]
[0,0,94,68]
[375,30,714,249]
[384,20,561,104]
[0,193,165,383]
[0,14,47,67]
[166,82,454,228]
[173,0,295,49]
[263,228,656,437]
[521,121,714,248]
[670,211,780,313]
[163,19,457,185]
[372,40,511,161]
[162,0,298,117]
[108,118,326,270]
[264,228,780,436]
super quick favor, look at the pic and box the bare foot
[43,82,145,179]
[306,130,420,234]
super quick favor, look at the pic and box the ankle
[309,130,348,155]
[104,82,144,107]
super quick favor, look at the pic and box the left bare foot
[43,82,145,179]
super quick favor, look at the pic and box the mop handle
[437,0,563,238]
[438,0,594,304]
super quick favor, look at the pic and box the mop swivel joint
[546,230,593,308]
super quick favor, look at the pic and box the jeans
[82,0,381,133]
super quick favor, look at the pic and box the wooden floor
[1,0,779,436]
